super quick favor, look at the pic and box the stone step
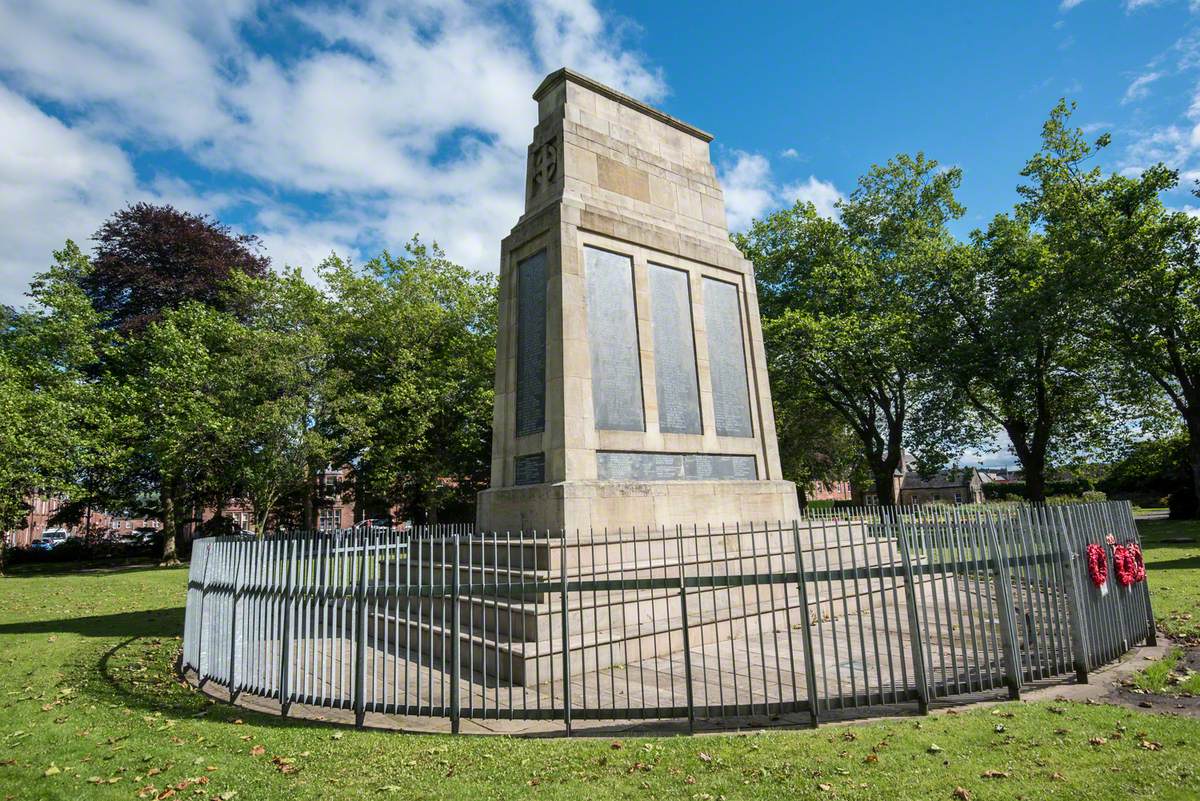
[367,570,924,685]
[376,567,914,643]
[391,526,904,572]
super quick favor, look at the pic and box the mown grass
[1136,517,1200,641]
[0,517,1198,800]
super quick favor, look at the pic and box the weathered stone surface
[478,67,797,533]
[514,250,547,437]
[703,277,753,438]
[584,247,644,431]
[649,264,701,435]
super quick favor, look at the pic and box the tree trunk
[1024,468,1047,505]
[872,466,897,507]
[1187,421,1200,520]
[303,465,316,531]
[1005,423,1047,505]
[160,481,179,565]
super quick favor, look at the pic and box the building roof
[900,468,978,491]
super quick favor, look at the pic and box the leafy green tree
[738,154,966,505]
[764,325,864,507]
[322,240,496,524]
[1098,434,1188,504]
[0,243,116,569]
[117,303,247,562]
[923,211,1119,503]
[1018,100,1200,514]
[227,268,335,534]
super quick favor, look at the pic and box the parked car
[33,528,70,551]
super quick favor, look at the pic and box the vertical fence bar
[354,531,368,727]
[278,538,295,715]
[893,510,930,714]
[1123,501,1157,646]
[194,541,213,685]
[450,531,462,734]
[227,541,246,702]
[1051,506,1089,684]
[559,532,571,736]
[985,512,1022,699]
[792,521,820,727]
[675,524,696,732]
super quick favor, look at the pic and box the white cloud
[0,0,663,305]
[781,176,844,220]
[1122,71,1163,104]
[1060,0,1087,10]
[780,147,800,159]
[719,152,778,231]
[0,85,138,305]
[718,150,842,231]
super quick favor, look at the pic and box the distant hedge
[982,478,1092,501]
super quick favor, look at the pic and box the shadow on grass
[89,635,355,733]
[2,561,179,579]
[0,608,183,638]
[1146,554,1200,572]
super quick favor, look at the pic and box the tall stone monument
[477,68,799,533]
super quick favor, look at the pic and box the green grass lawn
[1136,518,1200,642]
[2,520,1200,801]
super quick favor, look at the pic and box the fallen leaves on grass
[980,770,1010,779]
[1089,737,1107,746]
[952,788,971,801]
[249,745,265,757]
[271,756,298,775]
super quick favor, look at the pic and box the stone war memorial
[181,69,1157,735]
[476,67,799,534]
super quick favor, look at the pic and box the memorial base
[476,479,800,534]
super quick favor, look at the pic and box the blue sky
[621,1,1198,235]
[1,0,1196,311]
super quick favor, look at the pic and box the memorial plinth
[476,68,799,533]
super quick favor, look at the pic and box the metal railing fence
[181,501,1155,733]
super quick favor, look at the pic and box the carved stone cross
[532,140,558,188]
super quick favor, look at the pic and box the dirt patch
[1108,645,1200,718]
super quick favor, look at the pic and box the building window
[318,508,339,531]
[954,492,962,504]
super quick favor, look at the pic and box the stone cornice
[533,67,714,143]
